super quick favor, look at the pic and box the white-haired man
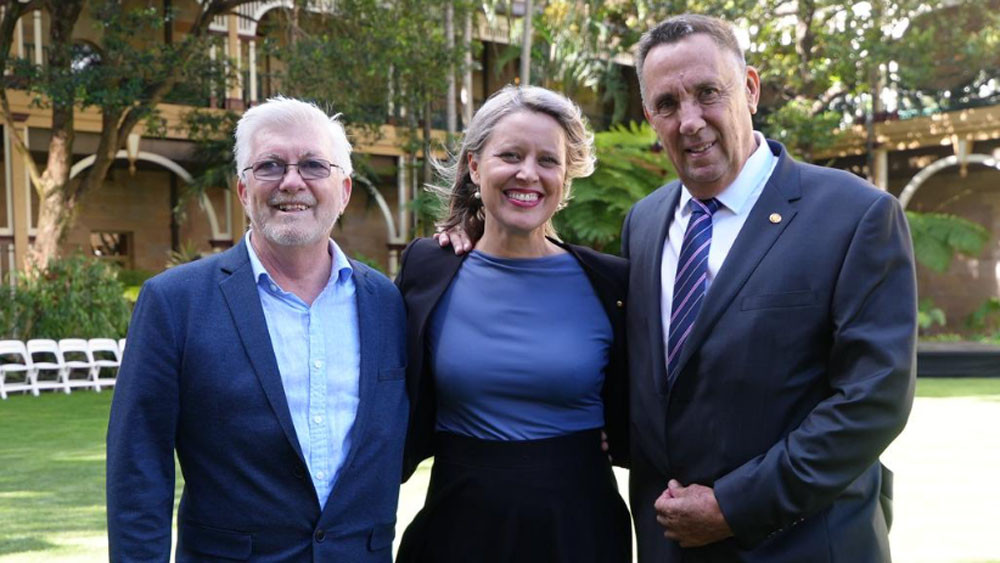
[107,97,408,562]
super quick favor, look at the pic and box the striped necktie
[667,197,721,383]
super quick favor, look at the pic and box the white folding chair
[0,340,36,399]
[88,338,122,391]
[118,338,127,359]
[59,338,98,391]
[26,339,70,394]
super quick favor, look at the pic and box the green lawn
[0,392,183,561]
[1,380,998,561]
[915,377,1000,399]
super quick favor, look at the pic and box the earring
[473,190,481,200]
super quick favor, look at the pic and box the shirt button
[316,471,325,480]
[269,284,278,292]
[616,300,624,308]
[313,415,323,424]
[313,360,323,369]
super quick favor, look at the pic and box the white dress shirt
[660,132,778,368]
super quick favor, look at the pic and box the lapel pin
[769,213,782,224]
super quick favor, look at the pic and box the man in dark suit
[106,97,407,561]
[623,14,916,562]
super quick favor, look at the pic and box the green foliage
[554,121,673,253]
[116,268,155,288]
[166,241,207,269]
[917,298,947,333]
[180,109,241,210]
[906,211,989,273]
[9,1,227,117]
[273,0,464,131]
[966,298,1000,337]
[760,100,843,160]
[409,189,446,238]
[0,255,131,340]
[351,253,386,275]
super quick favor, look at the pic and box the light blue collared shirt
[245,231,360,509]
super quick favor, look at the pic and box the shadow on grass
[0,536,59,556]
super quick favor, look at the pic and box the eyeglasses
[242,158,343,181]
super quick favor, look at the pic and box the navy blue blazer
[622,141,917,563]
[395,237,630,480]
[106,239,408,562]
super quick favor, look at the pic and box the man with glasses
[107,97,408,562]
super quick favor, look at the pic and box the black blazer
[396,237,630,480]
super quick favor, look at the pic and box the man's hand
[654,479,733,548]
[600,430,611,462]
[434,228,472,255]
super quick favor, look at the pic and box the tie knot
[689,198,721,216]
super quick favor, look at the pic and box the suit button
[315,529,326,542]
[616,300,624,308]
[293,465,305,479]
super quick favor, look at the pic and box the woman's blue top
[428,249,612,441]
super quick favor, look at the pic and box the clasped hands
[655,480,733,548]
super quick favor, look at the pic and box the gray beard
[250,211,337,248]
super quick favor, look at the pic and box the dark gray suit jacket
[622,140,916,562]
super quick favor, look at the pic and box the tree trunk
[520,0,533,85]
[462,9,473,126]
[445,0,456,136]
[20,0,83,271]
[27,185,75,269]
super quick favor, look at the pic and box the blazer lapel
[646,182,682,395]
[670,142,801,389]
[405,247,466,402]
[218,241,304,462]
[333,263,378,484]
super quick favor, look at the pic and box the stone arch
[899,154,1000,209]
[70,151,229,241]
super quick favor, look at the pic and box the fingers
[453,233,472,255]
[435,231,449,247]
[668,479,684,497]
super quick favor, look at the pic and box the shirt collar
[680,131,773,216]
[244,230,354,290]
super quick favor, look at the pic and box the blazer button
[293,465,305,479]
[314,529,326,543]
[616,300,624,308]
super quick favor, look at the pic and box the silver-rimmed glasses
[242,158,343,181]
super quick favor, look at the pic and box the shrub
[0,254,132,340]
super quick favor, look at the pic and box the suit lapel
[218,241,304,462]
[646,183,682,395]
[331,263,377,490]
[670,142,801,389]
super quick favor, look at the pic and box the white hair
[233,96,353,177]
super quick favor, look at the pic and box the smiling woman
[395,86,631,563]
[431,85,595,250]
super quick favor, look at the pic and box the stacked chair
[0,338,125,399]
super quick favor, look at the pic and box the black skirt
[396,429,632,563]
